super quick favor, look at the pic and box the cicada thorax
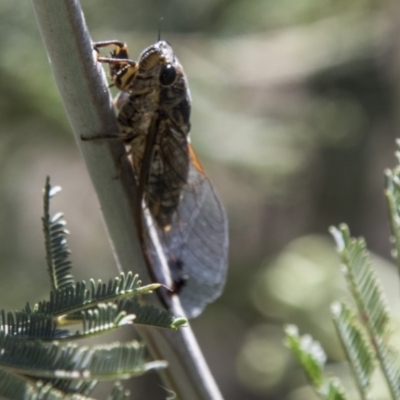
[108,41,192,230]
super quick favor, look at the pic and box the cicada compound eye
[159,63,177,86]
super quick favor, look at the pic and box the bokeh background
[0,1,399,399]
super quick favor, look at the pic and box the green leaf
[285,325,326,388]
[33,272,159,318]
[331,225,400,399]
[385,140,400,273]
[319,379,348,400]
[117,298,186,329]
[330,225,390,337]
[0,308,65,340]
[331,301,375,397]
[372,337,400,400]
[63,303,135,340]
[285,325,348,400]
[0,332,167,384]
[0,368,92,399]
[42,177,75,291]
[107,381,130,400]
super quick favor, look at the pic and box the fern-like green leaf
[330,225,390,337]
[384,140,400,273]
[48,379,98,396]
[117,298,185,329]
[42,177,75,291]
[372,337,400,399]
[33,272,159,318]
[0,332,167,383]
[0,368,130,399]
[0,368,93,399]
[61,303,135,340]
[331,225,400,399]
[107,381,130,400]
[0,368,33,400]
[1,299,185,343]
[81,303,133,335]
[285,325,326,388]
[0,274,182,342]
[285,325,348,400]
[0,308,71,340]
[331,301,375,397]
[319,379,348,400]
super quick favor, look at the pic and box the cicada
[91,40,228,318]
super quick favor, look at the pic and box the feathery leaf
[331,301,375,398]
[330,225,390,337]
[42,177,75,291]
[63,303,135,340]
[107,382,130,400]
[0,332,167,383]
[331,225,400,399]
[0,368,94,399]
[0,308,70,340]
[34,272,159,318]
[385,140,400,274]
[117,298,182,329]
[285,325,348,400]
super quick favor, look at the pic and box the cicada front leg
[92,40,138,91]
[82,42,138,144]
[81,130,134,180]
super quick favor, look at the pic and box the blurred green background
[0,1,399,399]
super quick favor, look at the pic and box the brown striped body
[105,40,192,229]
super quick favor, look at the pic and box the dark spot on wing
[168,258,188,294]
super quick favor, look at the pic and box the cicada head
[112,40,191,134]
[132,41,191,112]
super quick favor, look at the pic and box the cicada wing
[143,151,229,318]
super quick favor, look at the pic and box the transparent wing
[142,146,229,318]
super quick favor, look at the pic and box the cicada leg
[92,40,138,91]
[81,132,135,180]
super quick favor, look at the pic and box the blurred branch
[31,1,223,399]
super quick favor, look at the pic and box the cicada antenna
[158,17,164,41]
